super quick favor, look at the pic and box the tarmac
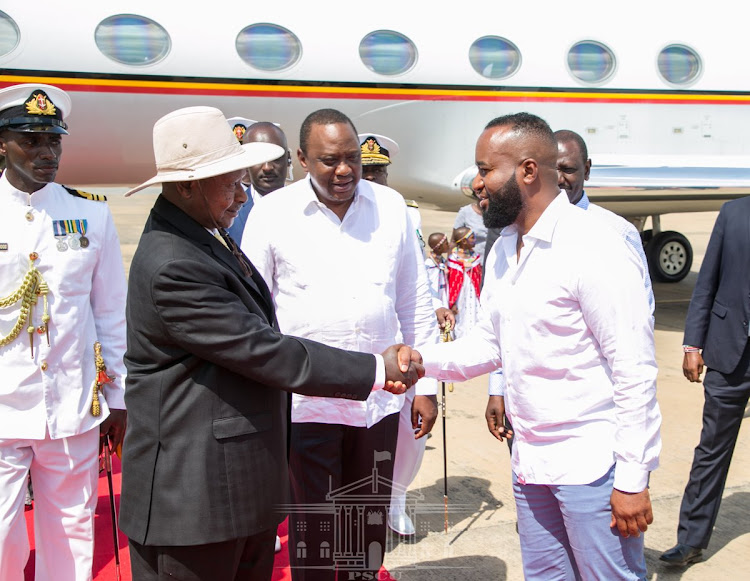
[106,190,749,581]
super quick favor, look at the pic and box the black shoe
[659,543,703,566]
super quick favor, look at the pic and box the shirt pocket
[0,248,27,296]
[0,249,28,332]
[52,244,97,298]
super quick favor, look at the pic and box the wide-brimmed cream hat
[125,106,283,196]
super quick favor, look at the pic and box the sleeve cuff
[372,353,385,392]
[419,343,441,378]
[415,376,438,395]
[613,462,650,493]
[103,384,126,410]
[488,368,505,396]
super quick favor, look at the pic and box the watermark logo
[280,450,477,575]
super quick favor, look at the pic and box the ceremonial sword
[440,320,454,533]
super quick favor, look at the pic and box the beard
[482,173,523,229]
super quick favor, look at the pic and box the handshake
[380,344,424,394]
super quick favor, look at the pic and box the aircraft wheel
[646,231,693,283]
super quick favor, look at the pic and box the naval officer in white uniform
[0,83,127,581]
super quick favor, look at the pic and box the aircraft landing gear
[645,230,693,282]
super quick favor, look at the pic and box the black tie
[217,229,253,278]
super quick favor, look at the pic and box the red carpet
[23,458,392,580]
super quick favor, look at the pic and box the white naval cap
[226,116,258,142]
[358,133,399,166]
[0,83,71,135]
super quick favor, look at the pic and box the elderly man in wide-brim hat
[119,106,422,581]
[0,83,128,580]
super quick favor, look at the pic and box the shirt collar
[300,174,374,216]
[501,190,569,243]
[0,171,56,205]
[575,190,590,210]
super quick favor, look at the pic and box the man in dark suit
[119,106,421,581]
[661,197,750,567]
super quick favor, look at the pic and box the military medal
[53,221,68,251]
[78,219,89,248]
[68,219,84,250]
[54,219,88,250]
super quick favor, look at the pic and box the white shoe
[388,510,415,536]
[275,535,282,553]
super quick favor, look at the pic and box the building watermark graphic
[278,450,478,576]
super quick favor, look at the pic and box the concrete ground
[107,191,748,580]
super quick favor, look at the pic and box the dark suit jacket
[120,195,376,546]
[684,196,750,375]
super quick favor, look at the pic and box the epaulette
[63,186,107,202]
[405,199,419,209]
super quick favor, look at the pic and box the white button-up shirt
[242,177,438,427]
[0,174,127,440]
[489,191,656,398]
[420,192,661,492]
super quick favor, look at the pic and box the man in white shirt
[0,83,127,580]
[555,129,653,313]
[414,113,661,580]
[242,109,438,579]
[485,129,656,448]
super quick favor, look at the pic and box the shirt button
[25,212,34,222]
[40,361,48,371]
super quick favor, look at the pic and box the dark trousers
[129,529,276,581]
[288,413,399,581]
[678,341,750,548]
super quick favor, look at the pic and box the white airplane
[1,0,749,282]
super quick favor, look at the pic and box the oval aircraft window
[236,24,302,72]
[469,36,521,79]
[567,40,616,84]
[95,14,170,66]
[0,10,20,56]
[658,44,701,85]
[359,30,417,76]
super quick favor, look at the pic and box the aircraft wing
[589,165,750,189]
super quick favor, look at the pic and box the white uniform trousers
[390,390,427,515]
[0,427,99,581]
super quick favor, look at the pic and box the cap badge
[362,137,381,155]
[25,92,57,116]
[232,124,247,142]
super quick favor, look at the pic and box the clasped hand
[381,344,424,394]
